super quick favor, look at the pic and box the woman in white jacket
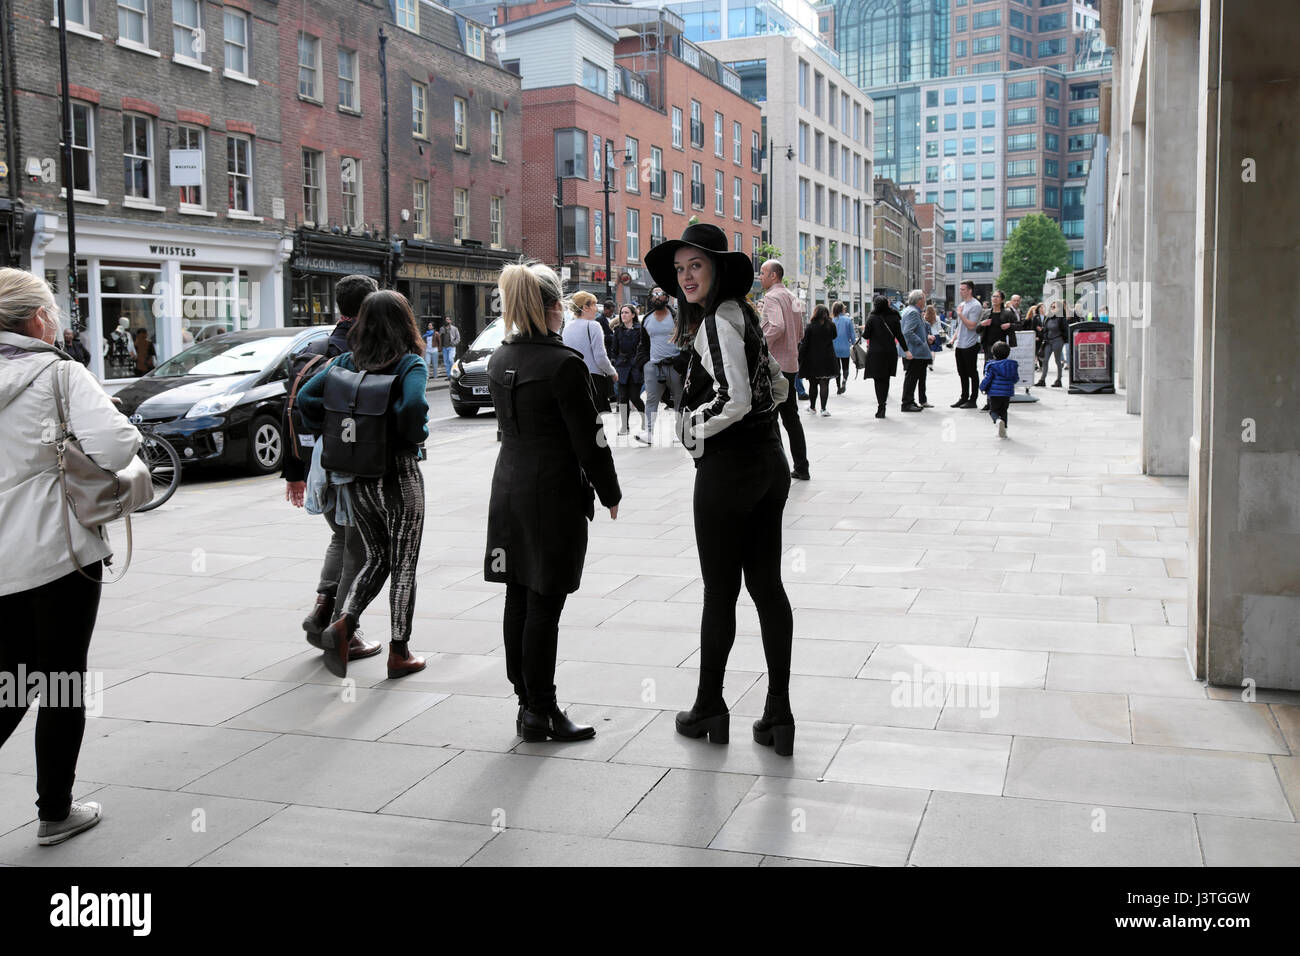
[644,224,798,756]
[0,268,140,846]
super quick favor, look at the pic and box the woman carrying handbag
[0,268,142,846]
[562,291,618,415]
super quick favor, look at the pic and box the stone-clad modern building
[1105,0,1300,690]
[4,0,287,383]
[871,177,921,302]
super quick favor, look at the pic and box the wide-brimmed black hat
[645,223,755,302]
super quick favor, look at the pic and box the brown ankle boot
[320,614,356,678]
[387,643,426,680]
[302,594,334,649]
[348,633,382,662]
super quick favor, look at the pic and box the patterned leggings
[343,452,425,643]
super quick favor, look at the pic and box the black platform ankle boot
[520,700,596,742]
[675,695,730,744]
[752,693,796,756]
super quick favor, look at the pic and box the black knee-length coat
[484,331,622,595]
[798,318,839,380]
[863,308,907,378]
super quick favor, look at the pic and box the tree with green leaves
[996,213,1072,298]
[824,240,849,303]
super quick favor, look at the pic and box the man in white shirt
[951,280,983,409]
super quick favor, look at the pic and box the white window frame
[338,48,359,112]
[714,170,723,215]
[651,212,663,247]
[733,176,742,220]
[626,208,640,262]
[453,188,468,243]
[395,0,418,33]
[341,157,362,230]
[223,9,251,79]
[733,121,742,165]
[227,134,253,215]
[650,146,663,197]
[177,125,205,209]
[122,113,154,202]
[624,138,639,192]
[298,32,322,101]
[70,101,96,197]
[412,82,428,138]
[454,97,467,150]
[173,0,203,65]
[118,0,150,49]
[53,0,92,31]
[490,110,503,160]
[751,183,761,223]
[671,107,682,149]
[714,111,723,157]
[412,180,428,238]
[302,148,325,226]
[490,195,503,248]
[672,170,683,213]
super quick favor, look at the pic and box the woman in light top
[561,291,618,414]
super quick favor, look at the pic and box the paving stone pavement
[4,365,1297,866]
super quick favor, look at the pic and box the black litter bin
[1068,321,1115,394]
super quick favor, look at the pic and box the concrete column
[1124,122,1145,414]
[1195,0,1300,690]
[1139,11,1198,475]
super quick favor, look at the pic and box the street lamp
[767,138,795,256]
[603,140,637,302]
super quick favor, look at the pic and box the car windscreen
[152,336,297,378]
[469,319,505,352]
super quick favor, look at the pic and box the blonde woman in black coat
[484,261,622,742]
[863,295,910,418]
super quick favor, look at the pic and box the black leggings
[693,443,793,701]
[955,345,980,400]
[873,373,891,406]
[836,357,850,387]
[0,562,102,821]
[503,583,568,708]
[617,382,645,431]
[807,377,830,411]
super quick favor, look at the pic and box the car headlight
[450,360,462,378]
[185,391,245,418]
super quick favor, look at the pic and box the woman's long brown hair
[349,290,424,371]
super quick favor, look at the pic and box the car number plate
[472,386,489,396]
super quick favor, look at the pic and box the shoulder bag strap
[51,361,132,584]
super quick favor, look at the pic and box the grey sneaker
[38,801,102,846]
[997,418,1007,439]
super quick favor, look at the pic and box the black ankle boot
[520,701,595,742]
[752,693,796,756]
[875,404,886,419]
[675,696,730,744]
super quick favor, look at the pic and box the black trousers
[988,395,1010,424]
[503,583,568,709]
[693,443,793,701]
[807,377,830,411]
[777,371,808,473]
[835,356,850,388]
[902,358,928,405]
[955,345,980,401]
[0,562,102,822]
[873,373,891,406]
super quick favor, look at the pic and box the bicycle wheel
[136,432,182,512]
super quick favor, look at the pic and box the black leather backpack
[320,366,399,478]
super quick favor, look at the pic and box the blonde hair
[498,260,565,338]
[570,290,597,314]
[924,304,937,322]
[0,267,61,336]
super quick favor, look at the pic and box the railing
[751,200,765,222]
[690,181,705,208]
[690,120,704,148]
[751,146,763,171]
[650,170,666,198]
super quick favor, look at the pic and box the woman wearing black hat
[645,223,798,756]
[863,295,911,419]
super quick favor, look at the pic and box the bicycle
[132,419,182,512]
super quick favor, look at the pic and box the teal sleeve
[297,355,343,432]
[393,355,430,445]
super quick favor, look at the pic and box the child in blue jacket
[979,340,1018,438]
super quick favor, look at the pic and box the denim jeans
[441,346,455,377]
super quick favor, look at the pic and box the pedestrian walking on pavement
[0,267,141,845]
[1038,301,1069,387]
[952,280,983,408]
[484,261,622,743]
[832,301,855,393]
[980,340,1019,439]
[562,291,618,415]
[439,316,460,379]
[800,304,838,416]
[758,259,811,479]
[298,290,430,681]
[610,303,646,436]
[423,321,437,369]
[646,223,797,756]
[899,290,933,413]
[636,287,683,445]
[864,295,910,418]
[284,275,379,664]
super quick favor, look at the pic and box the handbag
[50,360,153,582]
[851,338,868,370]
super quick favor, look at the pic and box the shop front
[397,241,518,349]
[27,210,290,386]
[286,230,390,327]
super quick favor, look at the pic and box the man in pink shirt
[759,260,810,480]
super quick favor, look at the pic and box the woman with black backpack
[645,223,798,756]
[297,290,430,681]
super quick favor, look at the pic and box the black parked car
[113,326,332,475]
[448,318,504,417]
